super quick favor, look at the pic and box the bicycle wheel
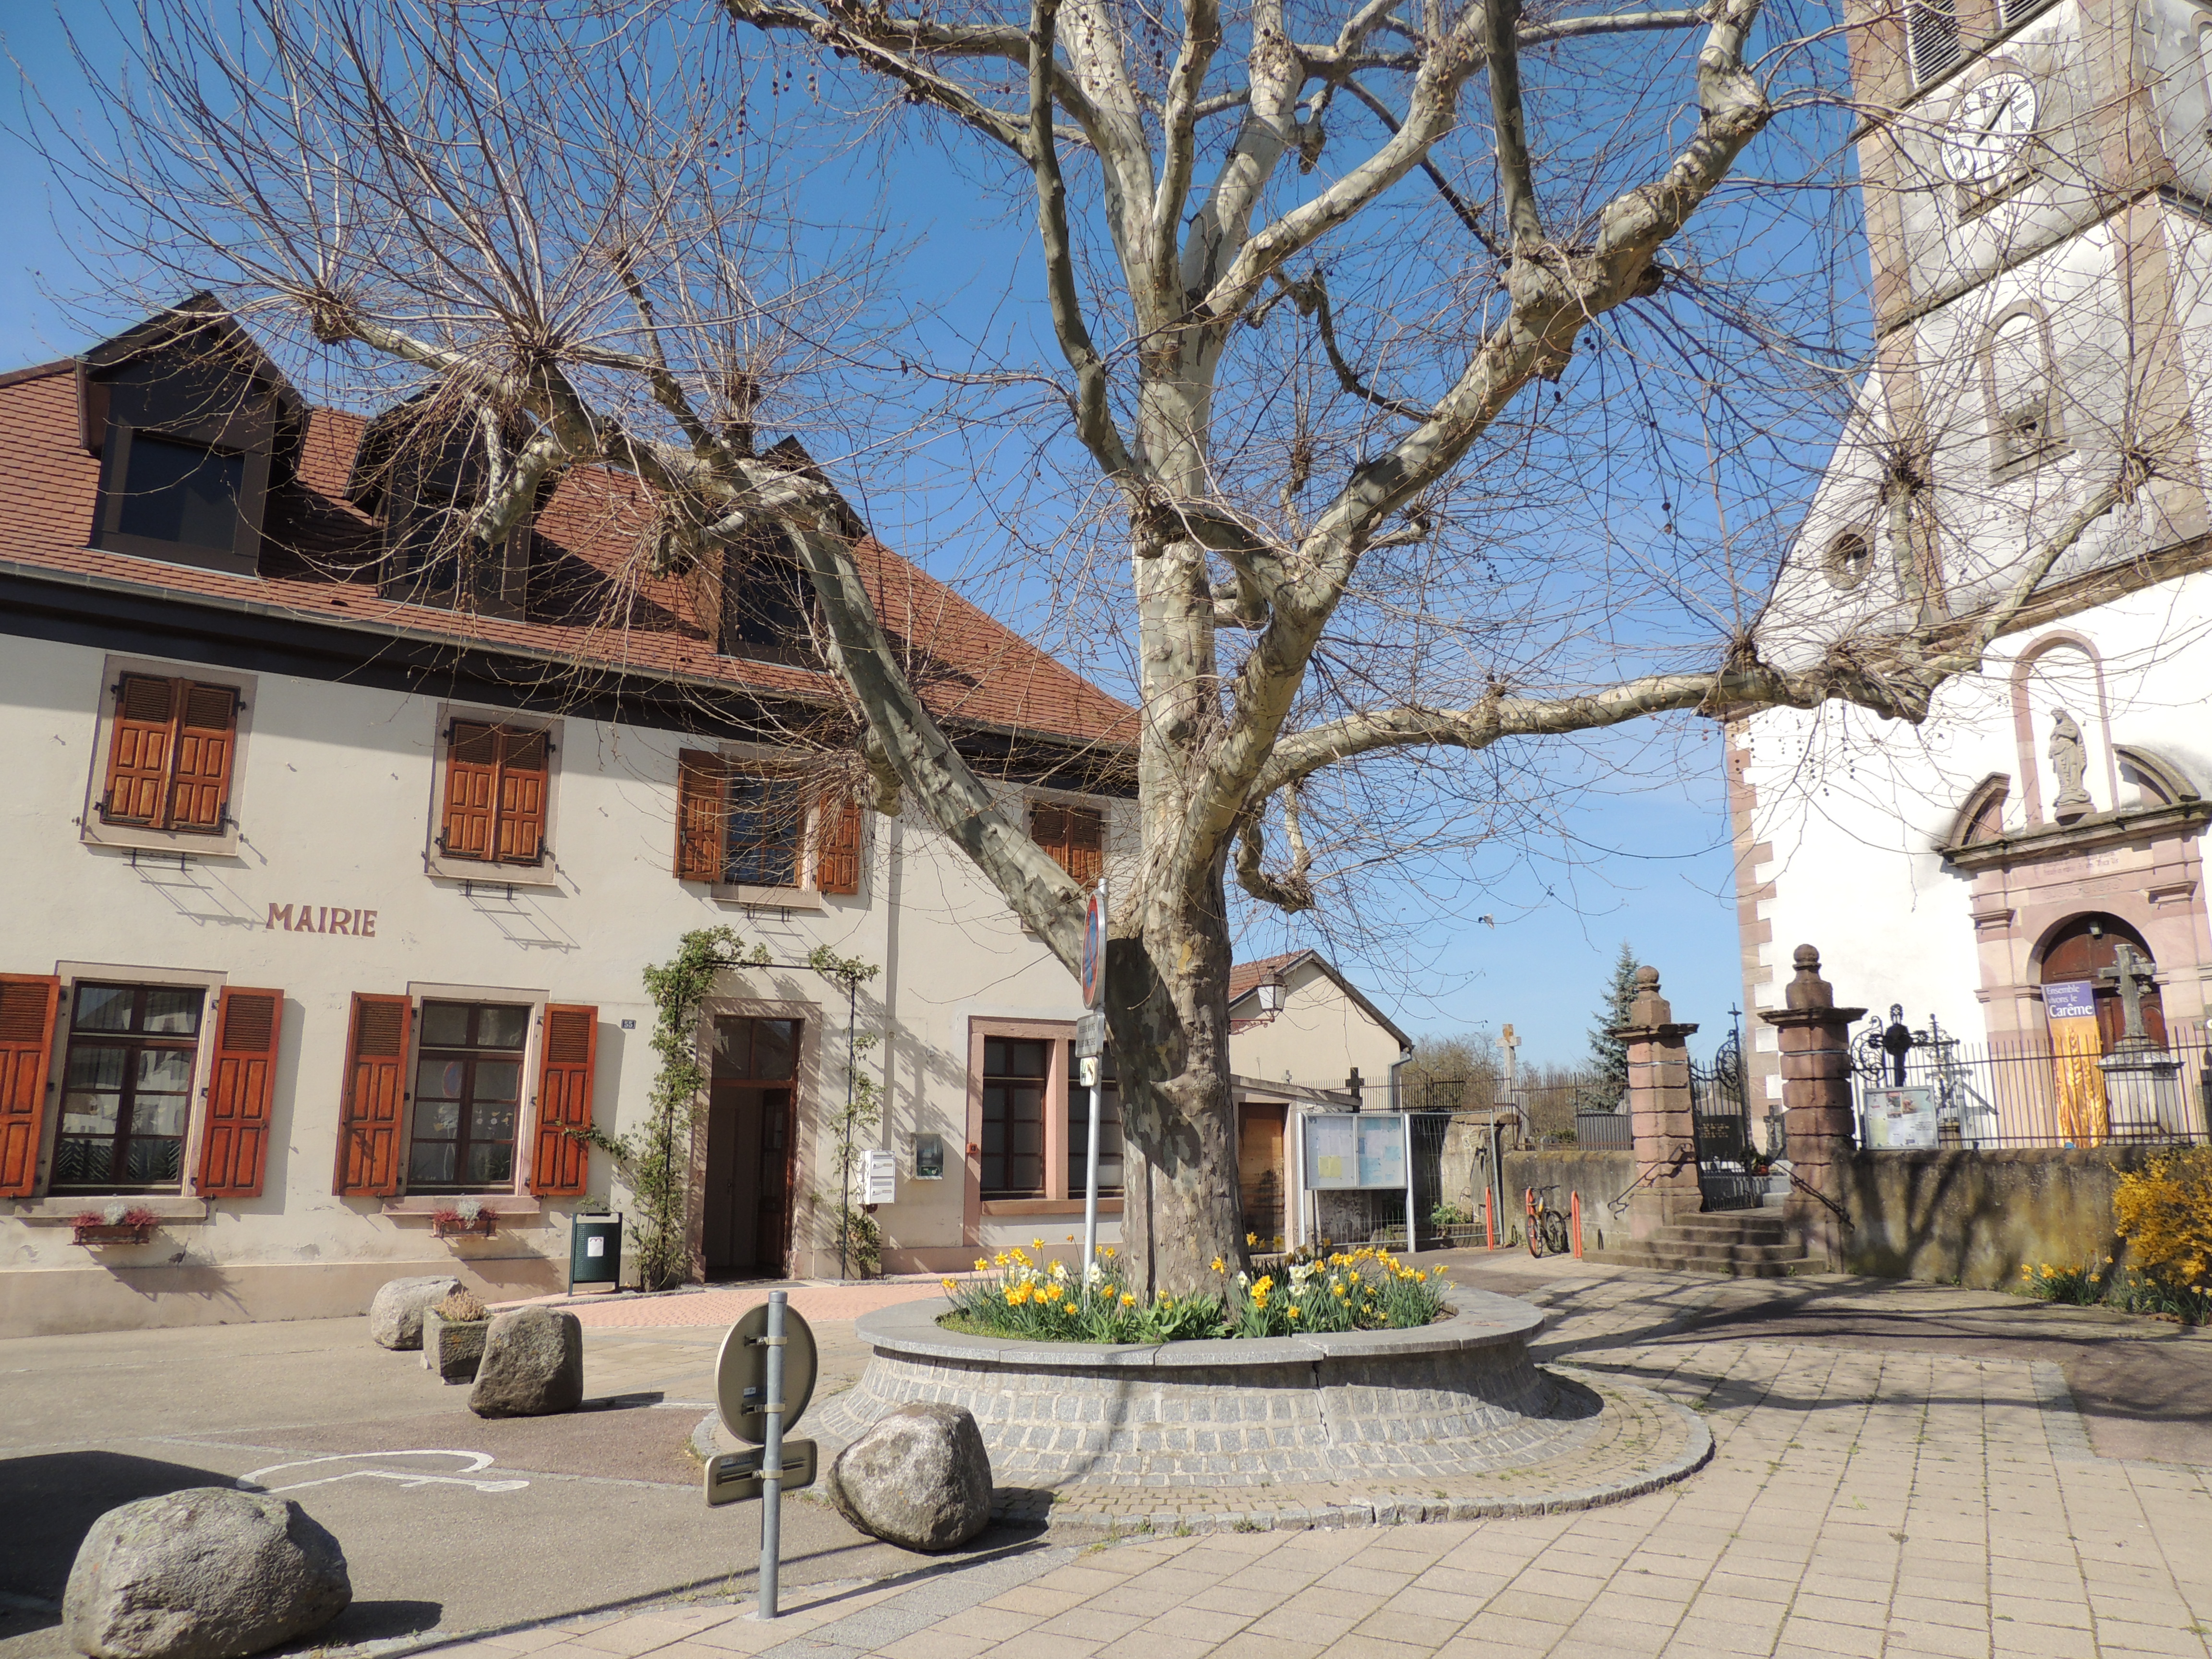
[1542,1211,1570,1256]
[1526,1210,1546,1257]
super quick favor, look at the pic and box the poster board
[1301,1113,1406,1190]
[1861,1086,1938,1150]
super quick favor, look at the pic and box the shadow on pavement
[0,1449,244,1614]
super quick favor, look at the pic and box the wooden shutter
[1066,806,1105,887]
[0,975,60,1199]
[1029,802,1067,870]
[168,683,239,833]
[815,791,863,895]
[103,674,177,826]
[198,986,282,1198]
[334,993,409,1196]
[529,1004,597,1196]
[675,749,728,880]
[440,722,500,860]
[496,729,549,864]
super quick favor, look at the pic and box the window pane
[725,776,803,888]
[142,989,204,1036]
[1068,1049,1124,1196]
[476,1005,529,1051]
[984,1038,1006,1076]
[418,1058,466,1102]
[61,1087,122,1137]
[409,1141,457,1185]
[753,1021,797,1081]
[135,1047,195,1098]
[420,1002,471,1047]
[126,1138,184,1184]
[53,1138,114,1184]
[473,1060,521,1103]
[66,1045,128,1094]
[130,1092,190,1141]
[468,1098,516,1144]
[74,986,134,1032]
[118,435,243,548]
[413,1095,461,1141]
[466,1141,515,1186]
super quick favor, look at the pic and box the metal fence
[1850,1017,2212,1149]
[1573,1110,1631,1150]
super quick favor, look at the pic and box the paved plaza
[6,1253,2209,1659]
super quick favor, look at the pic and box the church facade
[1730,0,2212,1130]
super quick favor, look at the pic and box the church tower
[1728,0,2212,1129]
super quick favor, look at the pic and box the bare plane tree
[34,0,2161,1293]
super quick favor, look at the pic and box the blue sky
[0,5,1828,1070]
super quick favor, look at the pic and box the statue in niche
[2048,708,2092,820]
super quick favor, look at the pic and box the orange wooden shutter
[529,1004,598,1196]
[1029,802,1067,873]
[440,723,500,860]
[815,791,863,895]
[168,682,239,833]
[198,986,282,1198]
[496,729,549,864]
[0,975,60,1199]
[334,993,410,1196]
[675,749,727,880]
[103,675,177,826]
[1067,806,1105,887]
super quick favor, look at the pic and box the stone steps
[1585,1205,1812,1277]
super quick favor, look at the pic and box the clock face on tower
[1941,72,2040,185]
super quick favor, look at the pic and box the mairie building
[0,300,1140,1336]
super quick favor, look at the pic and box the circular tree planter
[817,1288,1580,1489]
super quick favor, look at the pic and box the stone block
[469,1308,583,1418]
[421,1312,489,1384]
[64,1488,350,1659]
[824,1403,992,1553]
[366,1275,460,1351]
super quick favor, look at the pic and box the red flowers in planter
[430,1206,498,1239]
[72,1207,160,1245]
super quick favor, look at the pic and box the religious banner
[2044,979,2107,1146]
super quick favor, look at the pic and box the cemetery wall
[1500,1150,1636,1251]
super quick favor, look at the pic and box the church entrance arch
[2037,913,2167,1050]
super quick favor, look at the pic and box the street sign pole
[1078,880,1107,1296]
[758,1291,787,1620]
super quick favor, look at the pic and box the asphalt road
[0,1311,1036,1659]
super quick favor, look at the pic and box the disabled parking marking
[238,1450,530,1494]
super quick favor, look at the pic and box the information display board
[1302,1112,1407,1190]
[1861,1086,1939,1150]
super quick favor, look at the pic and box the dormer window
[718,536,821,665]
[114,435,245,548]
[348,392,529,618]
[82,300,292,579]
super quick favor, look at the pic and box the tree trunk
[1106,862,1247,1299]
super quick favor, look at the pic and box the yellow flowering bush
[939,1242,1450,1342]
[2114,1149,2212,1298]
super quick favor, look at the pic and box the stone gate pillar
[1613,966,1700,1240]
[1758,945,1865,1271]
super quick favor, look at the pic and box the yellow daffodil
[941,1276,957,1292]
[974,1259,990,1272]
[1120,1292,1136,1308]
[1212,1256,1226,1274]
[1246,1232,1259,1246]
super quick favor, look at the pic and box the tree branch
[1280,266,1433,421]
[1481,0,1543,248]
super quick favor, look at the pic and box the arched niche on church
[2035,912,2169,1051]
[2007,632,2118,825]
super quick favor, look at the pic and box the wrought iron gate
[1690,1029,1762,1211]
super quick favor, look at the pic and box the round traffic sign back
[715,1303,818,1445]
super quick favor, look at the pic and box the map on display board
[1302,1113,1407,1190]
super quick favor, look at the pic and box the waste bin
[569,1214,622,1295]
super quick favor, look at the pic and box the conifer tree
[1586,944,1641,1111]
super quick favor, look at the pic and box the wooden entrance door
[703,1016,800,1277]
[2041,914,2168,1049]
[1237,1102,1287,1245]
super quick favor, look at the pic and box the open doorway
[1237,1101,1287,1245]
[703,1015,800,1278]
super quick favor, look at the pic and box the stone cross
[2098,942,2155,1042]
[1499,1023,1519,1098]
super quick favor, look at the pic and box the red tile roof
[0,360,1134,752]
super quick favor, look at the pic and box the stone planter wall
[421,1311,490,1383]
[818,1291,1577,1490]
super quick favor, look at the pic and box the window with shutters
[425,708,561,884]
[82,659,255,857]
[674,749,866,904]
[54,983,207,1193]
[1028,798,1106,888]
[407,1000,531,1191]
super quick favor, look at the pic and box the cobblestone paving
[428,1268,2212,1659]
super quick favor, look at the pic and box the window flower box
[72,1206,160,1246]
[430,1202,497,1240]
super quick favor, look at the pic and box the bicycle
[1524,1185,1570,1258]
